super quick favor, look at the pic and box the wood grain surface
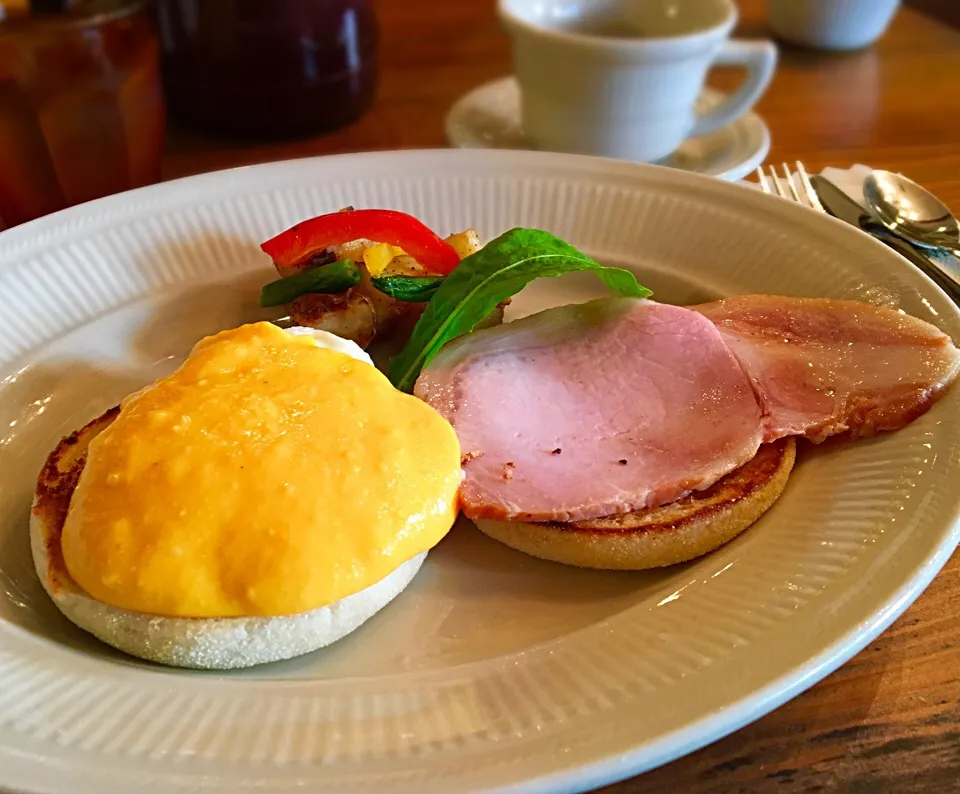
[162,1,960,791]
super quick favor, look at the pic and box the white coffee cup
[498,0,777,163]
[767,0,900,51]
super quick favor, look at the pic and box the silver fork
[756,162,825,213]
[758,162,960,304]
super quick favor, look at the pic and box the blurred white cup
[768,0,901,51]
[498,0,777,163]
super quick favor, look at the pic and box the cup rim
[497,0,738,51]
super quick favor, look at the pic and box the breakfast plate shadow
[445,76,771,181]
[0,149,958,794]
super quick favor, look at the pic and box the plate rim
[493,517,959,794]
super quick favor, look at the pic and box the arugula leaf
[371,274,445,303]
[259,259,361,308]
[387,228,652,392]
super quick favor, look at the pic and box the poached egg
[56,322,461,621]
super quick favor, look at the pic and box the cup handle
[691,40,777,138]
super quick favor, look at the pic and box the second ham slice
[695,295,960,443]
[415,298,764,523]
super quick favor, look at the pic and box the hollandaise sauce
[61,323,461,618]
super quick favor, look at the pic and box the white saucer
[445,76,771,181]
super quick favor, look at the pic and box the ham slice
[416,295,960,524]
[415,298,764,523]
[695,295,960,442]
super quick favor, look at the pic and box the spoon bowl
[863,170,960,252]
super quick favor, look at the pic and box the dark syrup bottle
[155,0,378,139]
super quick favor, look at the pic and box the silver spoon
[863,170,960,253]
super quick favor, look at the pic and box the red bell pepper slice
[260,208,461,275]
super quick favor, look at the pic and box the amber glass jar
[0,0,164,227]
[154,0,378,139]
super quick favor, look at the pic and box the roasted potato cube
[354,252,427,336]
[289,288,377,349]
[445,229,483,260]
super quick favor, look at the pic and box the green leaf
[387,228,652,392]
[371,274,446,302]
[259,259,361,308]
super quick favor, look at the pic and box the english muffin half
[30,408,426,670]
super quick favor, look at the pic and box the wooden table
[163,2,960,791]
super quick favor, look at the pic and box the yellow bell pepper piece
[363,243,406,277]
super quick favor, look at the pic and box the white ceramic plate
[1,150,959,794]
[445,77,771,181]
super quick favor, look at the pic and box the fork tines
[756,161,825,212]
